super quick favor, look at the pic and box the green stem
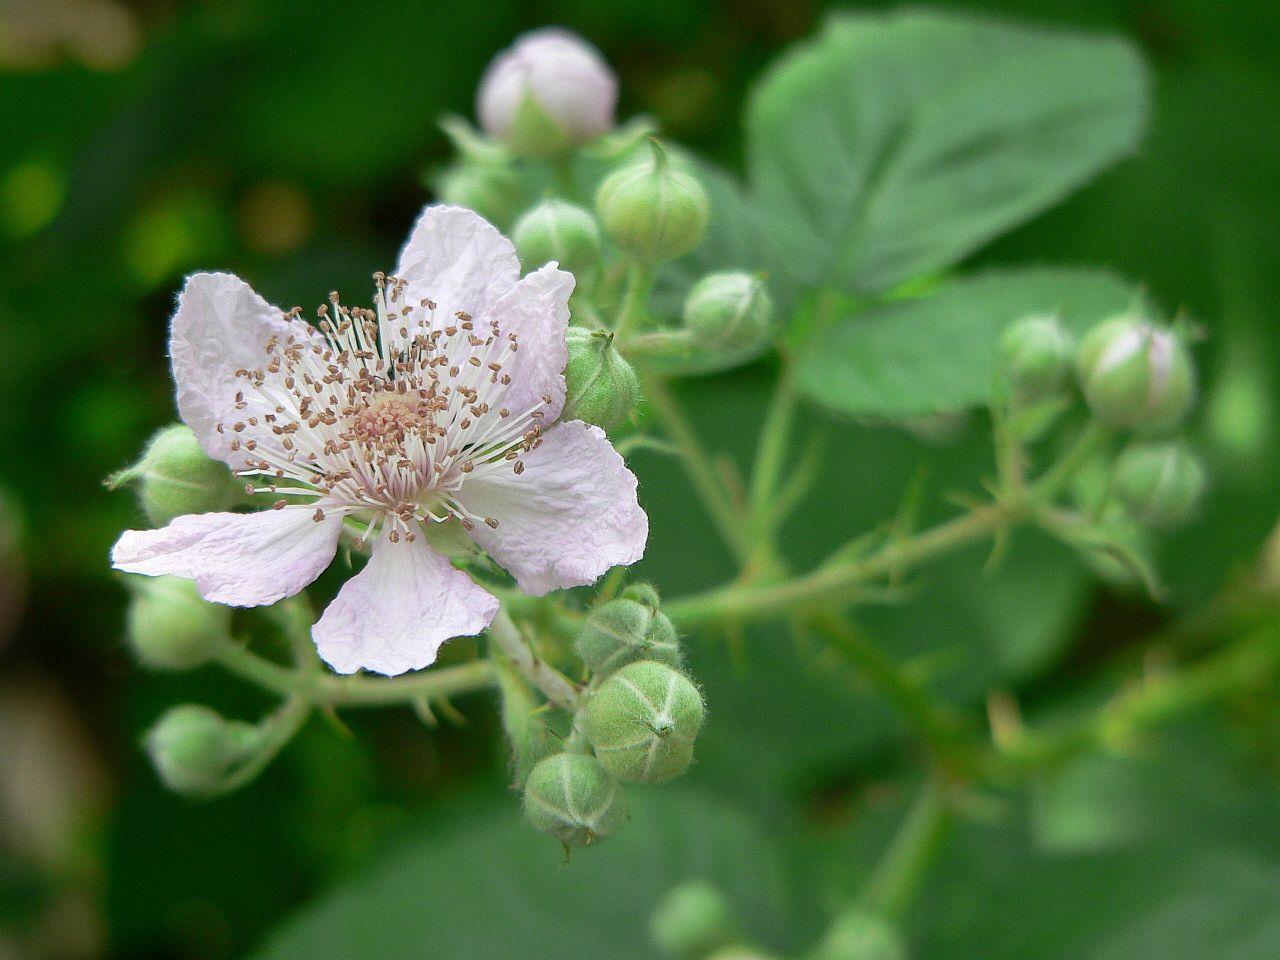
[643,374,751,562]
[748,353,798,541]
[859,777,952,921]
[667,498,1022,628]
[612,261,656,342]
[212,636,497,708]
[811,614,968,761]
[209,695,311,796]
[486,608,581,711]
[984,622,1280,778]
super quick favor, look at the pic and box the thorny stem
[810,614,969,763]
[643,374,752,562]
[486,607,581,711]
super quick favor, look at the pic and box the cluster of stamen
[218,272,551,543]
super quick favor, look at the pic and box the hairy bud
[650,882,737,959]
[998,314,1072,401]
[436,162,522,228]
[145,704,257,797]
[110,424,242,525]
[683,272,774,353]
[125,575,228,671]
[477,28,617,156]
[523,752,628,846]
[563,327,640,431]
[596,141,709,262]
[813,909,909,960]
[1076,317,1195,428]
[1113,440,1207,529]
[585,660,705,783]
[575,587,682,677]
[513,199,602,281]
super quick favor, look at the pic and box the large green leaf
[795,268,1145,417]
[248,789,799,960]
[747,11,1149,294]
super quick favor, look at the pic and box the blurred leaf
[248,788,798,960]
[746,10,1148,295]
[795,268,1145,417]
[914,722,1280,960]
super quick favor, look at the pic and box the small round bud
[1113,440,1207,529]
[522,752,628,846]
[1075,317,1195,428]
[125,575,228,671]
[683,272,774,353]
[596,141,709,262]
[585,660,704,783]
[998,314,1072,401]
[112,424,242,525]
[575,591,682,677]
[562,327,640,431]
[513,199,602,280]
[145,705,257,797]
[814,909,909,960]
[435,161,522,228]
[477,29,617,157]
[650,882,736,959]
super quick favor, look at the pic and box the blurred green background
[2,0,1279,958]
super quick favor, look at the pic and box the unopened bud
[575,586,682,677]
[585,660,704,783]
[513,199,601,281]
[125,575,228,671]
[650,882,736,959]
[1076,317,1195,428]
[435,161,522,228]
[563,327,640,431]
[110,424,242,525]
[477,28,617,157]
[596,141,709,262]
[1113,440,1207,529]
[145,704,257,797]
[998,314,1072,401]
[683,272,774,353]
[523,752,628,846]
[814,909,909,960]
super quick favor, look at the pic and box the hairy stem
[612,261,656,342]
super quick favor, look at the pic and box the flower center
[348,389,429,453]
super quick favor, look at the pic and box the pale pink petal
[112,508,342,607]
[488,263,574,421]
[170,272,324,466]
[313,530,499,676]
[394,206,520,329]
[457,421,647,595]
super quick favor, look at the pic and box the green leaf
[247,789,799,960]
[795,268,1146,417]
[747,11,1149,293]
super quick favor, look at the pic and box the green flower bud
[110,424,242,525]
[814,909,909,960]
[513,199,602,281]
[585,660,704,783]
[576,591,682,679]
[1075,317,1195,428]
[145,704,257,797]
[522,752,628,846]
[1113,440,1207,529]
[125,575,228,671]
[683,272,774,353]
[563,327,640,431]
[435,161,522,228]
[650,882,736,959]
[596,141,709,262]
[998,314,1072,401]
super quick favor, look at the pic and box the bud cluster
[519,584,706,847]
